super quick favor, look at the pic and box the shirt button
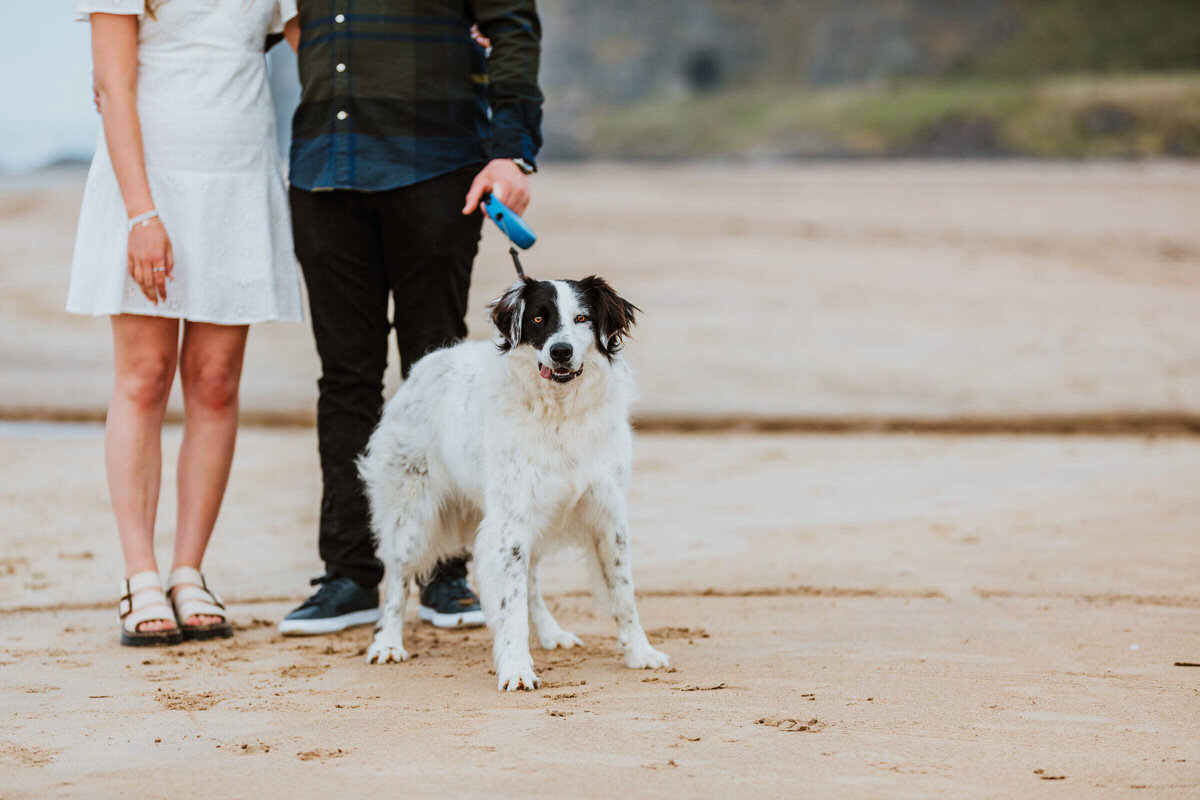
[334,13,345,23]
[336,63,346,73]
[337,111,348,120]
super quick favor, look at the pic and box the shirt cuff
[489,102,542,166]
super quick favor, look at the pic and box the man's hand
[463,159,530,216]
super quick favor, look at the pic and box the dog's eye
[532,316,543,324]
[575,315,588,324]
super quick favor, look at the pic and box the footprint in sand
[756,716,826,733]
[297,748,348,761]
[0,741,59,767]
[277,663,328,679]
[155,689,222,711]
[22,684,60,694]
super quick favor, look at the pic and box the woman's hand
[127,218,174,303]
[469,24,491,49]
[284,16,300,52]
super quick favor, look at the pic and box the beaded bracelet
[127,209,160,232]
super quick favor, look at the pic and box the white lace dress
[68,0,303,324]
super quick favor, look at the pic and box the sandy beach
[3,427,1199,797]
[2,163,1199,797]
[4,162,1199,426]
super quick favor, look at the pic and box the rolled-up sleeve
[74,0,144,22]
[269,0,298,35]
[470,0,544,165]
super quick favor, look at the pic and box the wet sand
[2,427,1198,797]
[2,162,1199,425]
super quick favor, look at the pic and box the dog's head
[488,276,638,384]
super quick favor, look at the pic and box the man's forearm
[470,0,544,164]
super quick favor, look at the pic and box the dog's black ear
[580,276,639,359]
[488,278,529,351]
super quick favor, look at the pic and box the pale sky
[0,2,99,172]
[0,2,300,174]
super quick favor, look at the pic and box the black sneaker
[278,574,380,636]
[419,558,485,628]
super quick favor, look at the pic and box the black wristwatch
[511,158,536,175]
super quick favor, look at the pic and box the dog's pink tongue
[539,365,553,379]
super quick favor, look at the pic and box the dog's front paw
[537,628,584,651]
[495,655,540,692]
[624,644,670,670]
[366,635,409,665]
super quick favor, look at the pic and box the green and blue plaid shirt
[290,0,543,192]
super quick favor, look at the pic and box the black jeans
[290,166,483,589]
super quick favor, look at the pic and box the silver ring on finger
[152,267,166,273]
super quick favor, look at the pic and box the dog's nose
[549,343,573,363]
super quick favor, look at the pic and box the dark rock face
[1076,103,1138,136]
[539,0,763,104]
[683,49,725,94]
[800,0,1020,87]
[539,0,1019,101]
[898,115,1006,158]
[1164,123,1200,157]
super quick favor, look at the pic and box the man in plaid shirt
[278,1,543,636]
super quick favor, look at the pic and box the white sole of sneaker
[419,604,485,629]
[278,607,381,636]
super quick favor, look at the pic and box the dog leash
[508,247,526,279]
[481,193,536,278]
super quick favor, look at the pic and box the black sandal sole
[180,621,234,641]
[120,628,184,647]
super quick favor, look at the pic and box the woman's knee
[181,358,240,413]
[116,353,175,410]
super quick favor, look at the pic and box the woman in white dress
[71,0,302,646]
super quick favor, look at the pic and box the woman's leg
[172,321,249,624]
[107,314,179,632]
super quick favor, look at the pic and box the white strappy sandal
[167,567,234,641]
[119,571,183,647]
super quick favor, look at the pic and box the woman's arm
[91,13,172,303]
[284,16,299,52]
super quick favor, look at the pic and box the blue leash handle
[482,193,537,250]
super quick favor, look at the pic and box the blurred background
[4,0,1200,173]
[3,0,1198,429]
[541,0,1200,160]
[3,7,1200,790]
[0,0,1196,573]
[2,1,1199,426]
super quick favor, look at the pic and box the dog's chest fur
[479,347,634,515]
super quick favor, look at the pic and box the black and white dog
[358,276,670,691]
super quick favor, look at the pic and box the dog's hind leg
[361,457,433,665]
[528,559,583,651]
[581,484,670,670]
[476,515,540,691]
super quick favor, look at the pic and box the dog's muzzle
[538,363,583,383]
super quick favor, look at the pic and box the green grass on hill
[969,0,1200,77]
[584,73,1200,159]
